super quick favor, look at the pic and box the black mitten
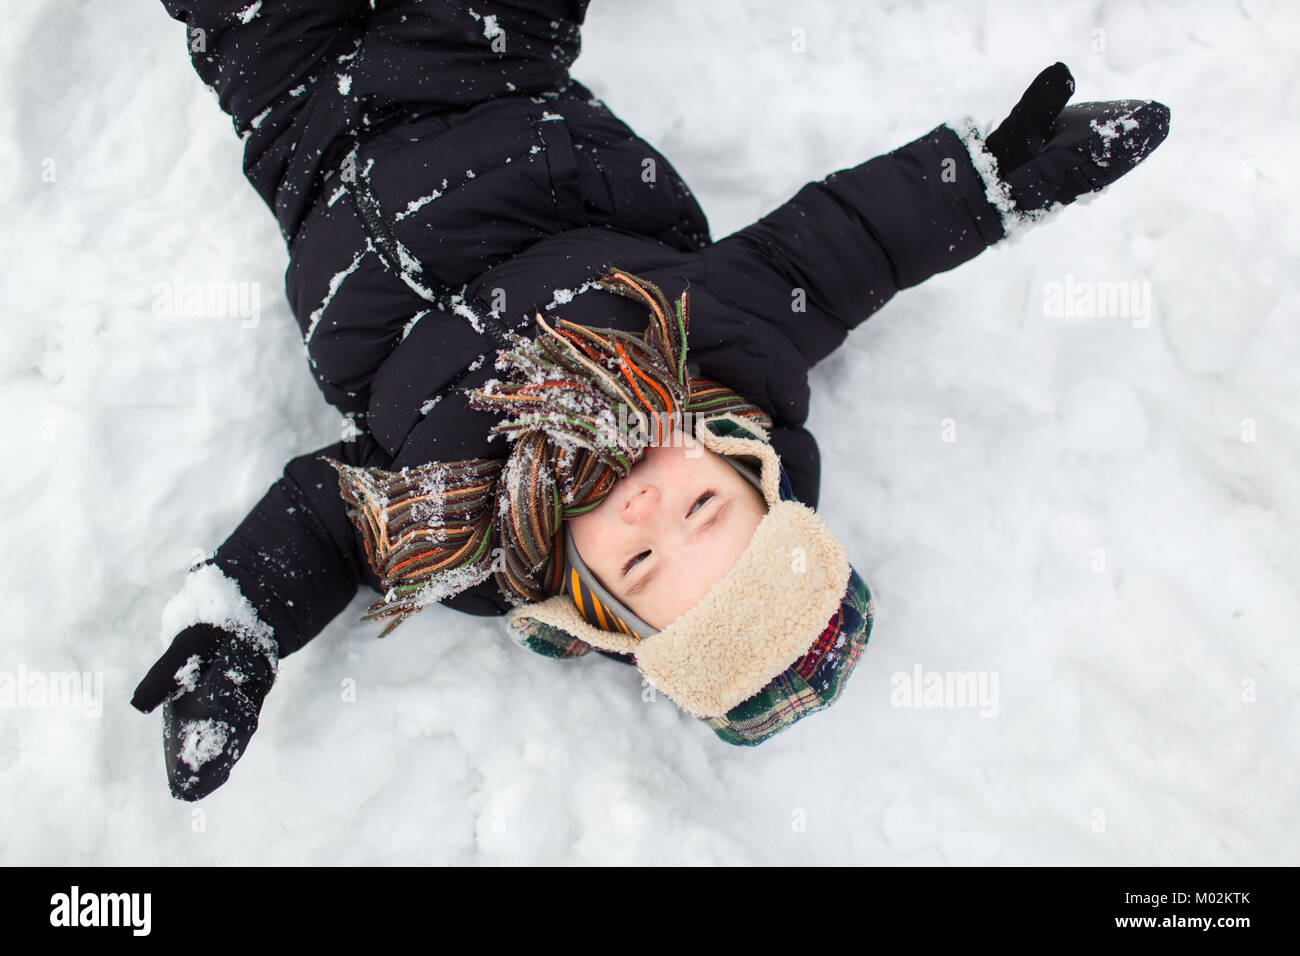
[985,62,1170,213]
[132,622,277,801]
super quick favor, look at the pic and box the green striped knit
[324,267,773,636]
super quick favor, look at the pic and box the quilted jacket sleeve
[697,121,1009,374]
[201,431,392,657]
[199,424,515,658]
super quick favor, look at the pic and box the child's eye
[688,490,716,517]
[621,491,716,578]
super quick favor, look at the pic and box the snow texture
[3,0,1298,866]
[177,718,230,771]
[393,178,449,222]
[173,654,202,694]
[947,114,1078,244]
[158,564,277,665]
[545,277,603,311]
[1090,114,1141,168]
[467,8,505,43]
[947,114,1034,240]
[401,309,430,340]
[304,242,373,351]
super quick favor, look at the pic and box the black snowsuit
[160,0,1006,657]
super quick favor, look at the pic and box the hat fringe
[324,267,775,635]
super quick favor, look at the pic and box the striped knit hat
[322,267,776,636]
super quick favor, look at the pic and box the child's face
[566,433,767,630]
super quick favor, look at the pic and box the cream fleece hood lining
[508,414,851,718]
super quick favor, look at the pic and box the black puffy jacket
[159,0,1006,655]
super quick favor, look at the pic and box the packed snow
[1,0,1297,865]
[177,718,229,773]
[158,563,276,659]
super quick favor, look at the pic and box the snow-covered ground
[2,0,1296,865]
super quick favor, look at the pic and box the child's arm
[696,63,1169,375]
[129,431,386,800]
[202,433,391,655]
[132,415,515,800]
[210,427,513,647]
[132,428,495,800]
[696,120,1004,375]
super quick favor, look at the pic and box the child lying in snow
[130,0,1169,800]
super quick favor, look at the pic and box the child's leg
[163,0,708,421]
[288,2,710,421]
[162,1,652,243]
[159,0,373,242]
[342,1,710,288]
[159,0,368,136]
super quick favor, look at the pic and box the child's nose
[622,484,660,524]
